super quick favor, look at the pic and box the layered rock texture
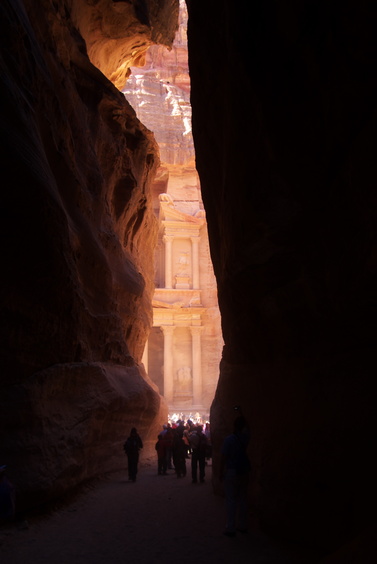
[0,0,178,511]
[124,1,193,166]
[1,0,377,560]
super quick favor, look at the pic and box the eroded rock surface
[0,0,178,511]
[71,0,179,90]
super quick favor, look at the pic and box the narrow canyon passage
[2,1,377,560]
[123,0,223,419]
[0,459,313,564]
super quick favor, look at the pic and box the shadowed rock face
[0,0,178,511]
[187,0,377,554]
[1,0,377,557]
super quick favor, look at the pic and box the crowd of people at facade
[155,420,212,482]
[123,420,211,484]
[123,413,251,537]
[1,414,250,539]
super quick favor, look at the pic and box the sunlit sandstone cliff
[0,0,179,511]
[124,1,193,167]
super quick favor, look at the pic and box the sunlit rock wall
[0,0,178,512]
[124,1,193,166]
[123,0,223,415]
[187,0,377,556]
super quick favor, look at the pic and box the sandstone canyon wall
[1,0,377,559]
[187,0,377,555]
[0,0,179,512]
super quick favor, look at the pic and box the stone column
[191,236,200,289]
[163,235,174,289]
[161,325,175,404]
[190,326,203,406]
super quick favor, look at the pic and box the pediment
[159,193,205,224]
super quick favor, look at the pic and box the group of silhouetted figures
[123,414,251,536]
[0,416,250,539]
[123,420,211,484]
[155,420,211,482]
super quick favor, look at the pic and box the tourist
[161,423,174,470]
[155,433,167,475]
[188,424,208,483]
[182,422,191,458]
[220,415,251,536]
[204,422,212,461]
[123,427,143,482]
[172,421,187,478]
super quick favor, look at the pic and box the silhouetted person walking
[172,422,187,478]
[155,433,168,475]
[124,427,143,482]
[220,415,251,536]
[189,424,208,483]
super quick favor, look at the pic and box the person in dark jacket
[124,427,143,482]
[220,415,251,536]
[188,425,208,483]
[172,423,187,478]
[155,433,168,475]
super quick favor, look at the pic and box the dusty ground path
[0,457,315,564]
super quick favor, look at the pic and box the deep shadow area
[187,1,377,557]
[0,459,316,564]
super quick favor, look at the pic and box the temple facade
[125,0,223,418]
[142,186,223,418]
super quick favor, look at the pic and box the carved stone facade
[142,190,221,415]
[126,1,223,416]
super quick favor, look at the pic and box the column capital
[190,235,200,243]
[190,325,203,336]
[163,234,174,244]
[161,325,175,335]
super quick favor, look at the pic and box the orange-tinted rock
[71,0,179,90]
[0,0,178,511]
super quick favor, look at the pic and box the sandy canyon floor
[0,456,315,564]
